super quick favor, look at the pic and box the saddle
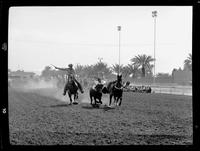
[67,79,77,87]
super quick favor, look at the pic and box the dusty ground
[9,87,192,145]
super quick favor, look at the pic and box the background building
[8,70,35,80]
[172,68,192,85]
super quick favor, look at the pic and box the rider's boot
[77,82,84,93]
[79,87,84,93]
[79,85,84,93]
[73,79,84,93]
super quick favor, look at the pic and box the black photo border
[0,0,199,151]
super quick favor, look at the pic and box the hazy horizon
[8,6,192,75]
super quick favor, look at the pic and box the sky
[8,6,192,75]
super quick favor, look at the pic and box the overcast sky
[8,6,192,74]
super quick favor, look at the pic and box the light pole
[97,57,103,78]
[117,26,121,75]
[152,11,157,85]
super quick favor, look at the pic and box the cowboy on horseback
[53,64,84,95]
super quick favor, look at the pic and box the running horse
[66,76,79,105]
[106,74,123,106]
[89,83,104,107]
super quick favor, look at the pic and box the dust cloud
[10,79,109,104]
[23,79,58,89]
[10,78,91,103]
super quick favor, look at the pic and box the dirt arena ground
[9,87,192,145]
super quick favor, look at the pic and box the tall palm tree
[128,64,140,78]
[130,54,154,77]
[111,64,124,75]
[184,53,192,71]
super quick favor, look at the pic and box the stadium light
[152,11,157,85]
[117,26,121,75]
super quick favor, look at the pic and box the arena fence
[150,85,192,96]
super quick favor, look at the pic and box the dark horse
[106,74,123,106]
[89,83,105,107]
[66,76,79,105]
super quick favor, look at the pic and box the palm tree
[184,53,192,71]
[126,64,140,78]
[111,64,124,75]
[130,54,154,77]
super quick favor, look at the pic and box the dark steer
[89,83,104,107]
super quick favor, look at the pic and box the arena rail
[150,85,192,96]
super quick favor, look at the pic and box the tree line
[40,53,192,81]
[41,54,154,80]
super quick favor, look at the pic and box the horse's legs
[118,97,122,106]
[114,96,117,106]
[115,97,119,106]
[90,95,93,105]
[76,92,78,99]
[99,97,102,104]
[68,93,72,104]
[94,98,97,105]
[74,94,76,103]
[109,94,113,106]
[114,97,117,105]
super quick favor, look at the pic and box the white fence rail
[151,85,192,96]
